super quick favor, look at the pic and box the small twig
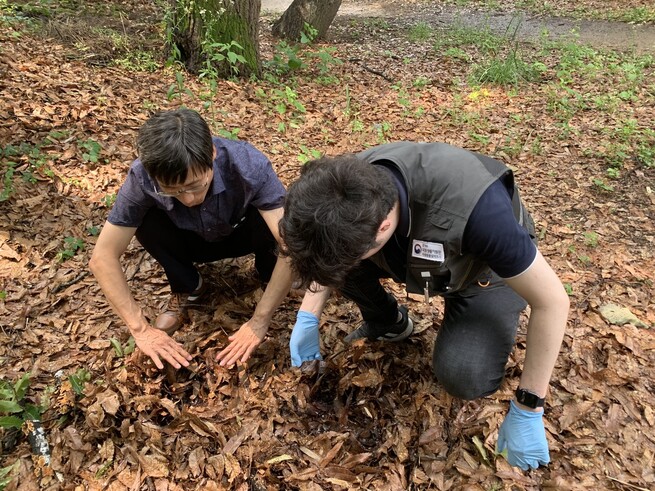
[220,276,239,297]
[51,271,88,294]
[606,475,650,491]
[348,58,394,82]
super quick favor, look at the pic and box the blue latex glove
[496,400,550,470]
[290,311,322,367]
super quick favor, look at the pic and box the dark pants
[340,264,527,400]
[135,206,277,293]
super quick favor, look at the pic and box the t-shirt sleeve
[462,179,537,278]
[107,163,157,228]
[238,142,286,210]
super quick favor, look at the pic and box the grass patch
[440,0,654,22]
[471,47,545,85]
[434,21,504,53]
[408,21,434,42]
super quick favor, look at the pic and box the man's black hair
[136,108,213,186]
[280,154,397,289]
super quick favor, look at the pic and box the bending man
[90,109,293,370]
[280,142,569,470]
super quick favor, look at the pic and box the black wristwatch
[515,388,545,409]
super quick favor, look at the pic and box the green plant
[68,368,91,395]
[0,461,19,491]
[110,337,135,358]
[468,132,491,146]
[472,49,544,86]
[563,283,573,295]
[434,20,502,53]
[0,290,6,301]
[79,139,102,164]
[266,40,305,74]
[0,140,58,201]
[606,167,620,179]
[298,145,321,164]
[530,137,544,156]
[56,236,85,262]
[113,50,160,72]
[470,17,544,87]
[443,47,470,61]
[593,178,614,192]
[95,459,114,479]
[101,193,117,208]
[393,84,411,110]
[412,76,430,88]
[257,85,306,133]
[373,121,392,144]
[615,7,655,23]
[309,46,342,84]
[0,373,41,429]
[216,127,241,140]
[578,254,591,265]
[0,160,16,201]
[87,225,100,236]
[499,133,526,157]
[167,68,194,101]
[300,22,318,44]
[351,119,365,132]
[637,140,655,168]
[266,23,339,82]
[408,22,433,42]
[202,40,247,77]
[583,231,599,248]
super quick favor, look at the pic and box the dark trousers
[340,264,527,400]
[135,206,277,293]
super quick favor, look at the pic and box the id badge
[411,240,445,262]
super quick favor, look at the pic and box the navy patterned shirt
[108,137,286,242]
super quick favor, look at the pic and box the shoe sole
[344,317,414,344]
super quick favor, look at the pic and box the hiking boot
[343,305,414,343]
[154,277,206,336]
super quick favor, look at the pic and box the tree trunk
[272,0,342,41]
[168,0,261,78]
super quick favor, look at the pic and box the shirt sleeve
[462,179,537,278]
[107,162,157,228]
[236,141,286,210]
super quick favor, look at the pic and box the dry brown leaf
[350,367,384,388]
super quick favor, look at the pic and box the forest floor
[0,0,654,490]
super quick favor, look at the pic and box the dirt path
[262,0,655,53]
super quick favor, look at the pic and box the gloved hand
[496,400,550,470]
[289,311,322,367]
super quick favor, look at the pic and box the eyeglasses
[154,175,211,198]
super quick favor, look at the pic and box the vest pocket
[406,263,450,296]
[428,213,454,230]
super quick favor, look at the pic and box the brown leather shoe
[154,279,206,336]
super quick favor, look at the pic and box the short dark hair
[136,108,213,186]
[280,154,397,289]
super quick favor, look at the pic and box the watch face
[516,389,544,408]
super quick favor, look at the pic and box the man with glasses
[90,109,293,370]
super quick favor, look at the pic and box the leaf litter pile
[0,1,654,490]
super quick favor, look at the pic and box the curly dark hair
[136,108,213,186]
[280,154,397,289]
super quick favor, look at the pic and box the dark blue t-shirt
[108,137,286,242]
[379,164,536,279]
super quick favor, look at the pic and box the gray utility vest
[358,142,532,296]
